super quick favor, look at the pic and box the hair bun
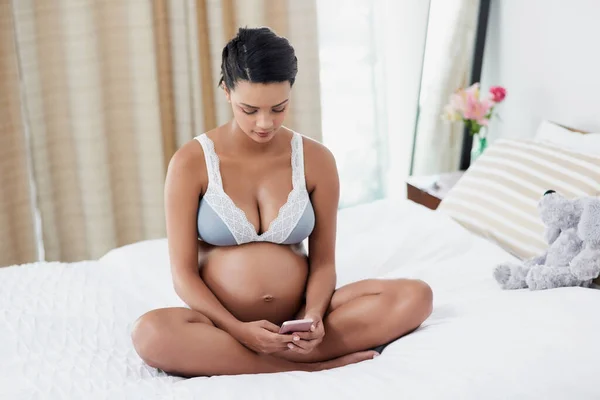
[219,26,297,90]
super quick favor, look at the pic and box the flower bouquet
[442,83,506,161]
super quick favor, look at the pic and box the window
[317,0,431,208]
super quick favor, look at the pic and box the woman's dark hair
[219,27,298,90]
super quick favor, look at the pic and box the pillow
[534,120,600,155]
[438,138,600,259]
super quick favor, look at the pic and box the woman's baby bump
[200,242,309,324]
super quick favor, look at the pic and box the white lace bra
[194,131,315,246]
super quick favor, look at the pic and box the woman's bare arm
[303,139,339,319]
[164,142,243,335]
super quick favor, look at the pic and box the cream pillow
[438,139,600,259]
[534,120,600,155]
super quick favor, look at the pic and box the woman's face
[225,80,291,143]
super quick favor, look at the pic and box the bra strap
[195,134,222,188]
[291,131,306,190]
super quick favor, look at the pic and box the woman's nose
[256,112,273,130]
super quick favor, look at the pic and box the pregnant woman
[131,27,433,377]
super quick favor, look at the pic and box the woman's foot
[311,350,378,371]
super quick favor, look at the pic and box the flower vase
[470,132,488,163]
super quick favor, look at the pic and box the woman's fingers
[286,341,312,353]
[290,336,310,350]
[292,331,317,341]
[260,320,282,333]
[285,334,323,353]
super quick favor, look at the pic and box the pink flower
[489,86,506,103]
[441,82,506,134]
[446,83,477,117]
[463,91,493,125]
[465,82,481,99]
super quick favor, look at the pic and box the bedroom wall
[481,0,600,142]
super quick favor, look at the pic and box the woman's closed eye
[241,107,286,115]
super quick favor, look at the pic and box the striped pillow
[438,138,600,259]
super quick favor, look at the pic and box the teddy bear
[570,196,600,284]
[493,190,600,290]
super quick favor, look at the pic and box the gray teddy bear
[494,190,600,290]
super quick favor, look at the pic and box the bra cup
[195,131,314,246]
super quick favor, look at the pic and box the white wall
[481,0,600,142]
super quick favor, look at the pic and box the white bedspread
[2,199,600,399]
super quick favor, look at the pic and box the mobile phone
[279,318,314,334]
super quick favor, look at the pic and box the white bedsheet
[2,199,600,399]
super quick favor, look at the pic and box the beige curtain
[2,0,322,265]
[11,0,167,263]
[411,0,479,175]
[0,1,38,267]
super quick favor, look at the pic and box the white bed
[2,198,600,399]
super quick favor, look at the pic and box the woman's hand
[234,320,294,354]
[287,312,325,354]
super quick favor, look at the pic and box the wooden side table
[406,171,465,210]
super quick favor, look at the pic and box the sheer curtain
[411,0,480,175]
[317,0,480,207]
[317,0,431,208]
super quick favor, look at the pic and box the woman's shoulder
[171,136,207,168]
[165,135,209,191]
[297,132,336,167]
[295,131,337,192]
